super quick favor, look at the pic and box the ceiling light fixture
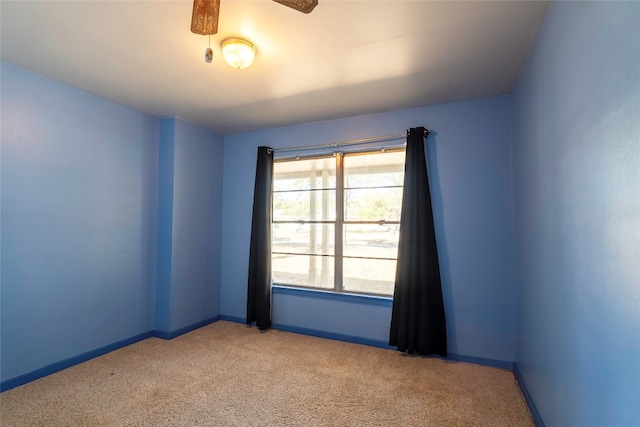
[221,38,256,70]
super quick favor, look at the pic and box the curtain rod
[269,128,431,154]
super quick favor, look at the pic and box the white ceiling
[0,0,549,135]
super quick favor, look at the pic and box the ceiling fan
[191,0,318,35]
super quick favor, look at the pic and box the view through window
[272,149,405,296]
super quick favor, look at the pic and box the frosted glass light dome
[221,38,256,70]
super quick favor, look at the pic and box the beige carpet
[0,321,533,426]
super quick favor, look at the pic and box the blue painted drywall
[512,2,640,426]
[272,286,393,344]
[0,62,158,382]
[155,117,224,333]
[155,119,176,332]
[221,96,516,363]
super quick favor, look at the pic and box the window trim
[272,284,393,307]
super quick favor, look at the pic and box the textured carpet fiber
[1,321,533,426]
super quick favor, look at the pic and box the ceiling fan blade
[273,0,318,14]
[191,0,220,35]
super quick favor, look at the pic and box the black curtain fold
[389,127,447,356]
[246,146,274,330]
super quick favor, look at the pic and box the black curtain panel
[389,127,447,356]
[246,146,274,330]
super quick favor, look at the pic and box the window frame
[271,147,405,297]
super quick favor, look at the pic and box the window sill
[272,284,393,307]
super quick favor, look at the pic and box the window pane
[343,257,396,296]
[344,151,405,189]
[273,223,335,255]
[344,187,403,221]
[343,224,398,259]
[273,189,336,221]
[274,157,336,191]
[272,150,405,296]
[272,254,334,289]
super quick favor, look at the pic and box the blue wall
[221,96,517,363]
[1,64,224,385]
[512,2,640,426]
[155,117,224,332]
[1,63,158,382]
[155,119,176,332]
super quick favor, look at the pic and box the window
[272,149,405,296]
